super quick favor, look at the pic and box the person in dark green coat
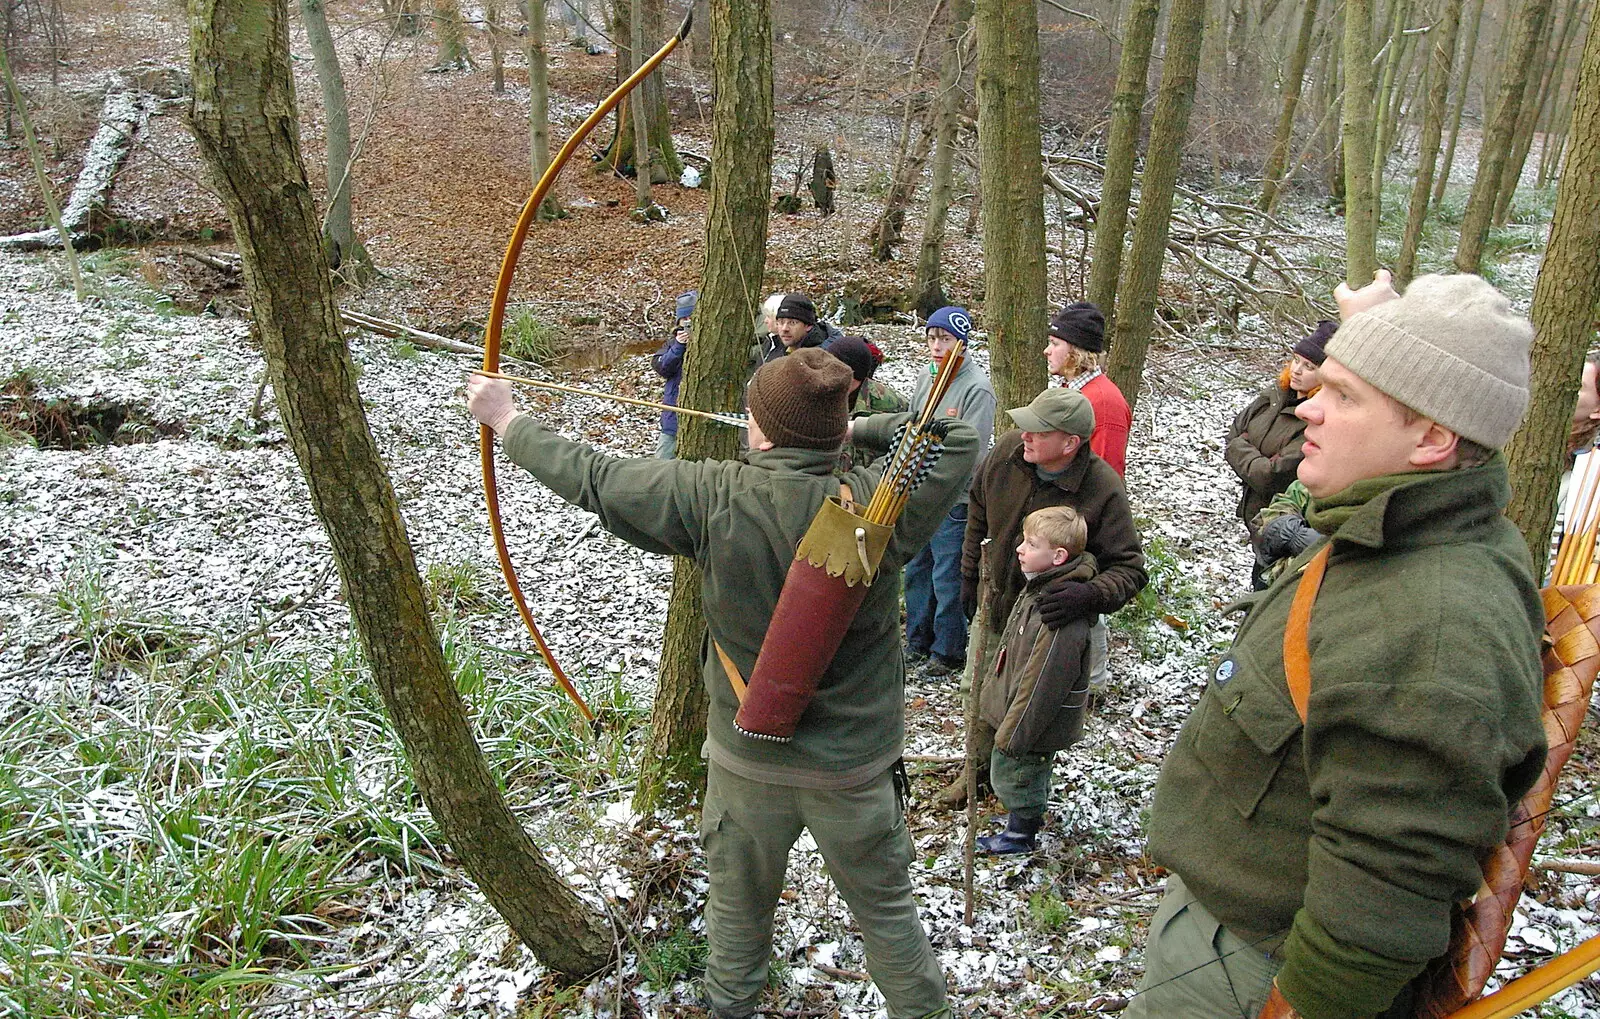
[467,347,975,1019]
[1130,272,1548,1019]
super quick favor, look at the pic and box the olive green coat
[502,411,978,789]
[1225,384,1310,538]
[1146,457,1547,1019]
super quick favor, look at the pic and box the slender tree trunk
[1104,0,1207,409]
[187,0,610,976]
[1454,0,1552,272]
[1340,0,1379,284]
[1258,0,1321,214]
[525,0,563,219]
[300,0,370,277]
[0,44,82,299]
[911,0,975,317]
[634,0,772,815]
[1397,0,1464,284]
[1369,0,1410,194]
[1087,0,1160,324]
[1432,0,1485,206]
[871,106,935,261]
[975,0,1048,421]
[486,0,505,92]
[628,0,652,210]
[432,0,469,69]
[1494,0,1579,224]
[600,0,683,183]
[1503,8,1600,567]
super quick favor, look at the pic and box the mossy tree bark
[300,0,371,279]
[1454,0,1552,273]
[1396,0,1464,285]
[975,0,1048,423]
[431,0,470,69]
[1504,9,1600,569]
[628,0,653,210]
[1494,0,1581,225]
[1104,0,1206,411]
[871,107,935,261]
[600,0,683,183]
[1086,0,1160,325]
[910,0,973,316]
[633,0,772,816]
[1432,0,1485,208]
[1340,0,1379,285]
[524,0,563,219]
[187,0,611,977]
[1257,0,1321,217]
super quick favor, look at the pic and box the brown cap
[746,347,852,449]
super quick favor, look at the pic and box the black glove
[962,574,979,621]
[1260,513,1319,563]
[1039,578,1098,630]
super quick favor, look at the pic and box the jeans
[700,763,949,1019]
[904,503,969,662]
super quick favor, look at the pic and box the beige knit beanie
[746,346,852,450]
[1324,273,1531,449]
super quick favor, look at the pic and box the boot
[935,763,990,808]
[976,813,1043,855]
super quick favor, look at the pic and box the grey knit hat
[1324,274,1531,449]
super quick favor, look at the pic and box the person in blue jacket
[652,290,696,459]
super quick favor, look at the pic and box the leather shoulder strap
[1282,544,1332,724]
[714,639,747,703]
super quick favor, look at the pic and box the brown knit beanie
[746,347,852,450]
[1325,274,1531,449]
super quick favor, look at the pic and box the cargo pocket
[1190,649,1303,819]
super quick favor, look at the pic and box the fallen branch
[338,308,484,356]
[1531,858,1600,877]
[186,559,337,674]
[180,247,241,274]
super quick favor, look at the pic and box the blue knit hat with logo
[675,290,698,320]
[926,306,973,343]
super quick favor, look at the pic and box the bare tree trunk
[628,0,652,210]
[0,43,82,298]
[1504,8,1600,567]
[432,0,470,69]
[975,0,1049,420]
[1340,0,1379,284]
[1087,0,1160,324]
[1397,0,1465,285]
[525,0,563,219]
[911,0,975,316]
[486,0,505,92]
[1104,0,1207,410]
[1369,0,1410,193]
[1432,0,1485,207]
[634,0,772,815]
[600,0,683,183]
[300,0,370,278]
[1494,0,1580,224]
[1258,0,1322,214]
[871,107,935,261]
[1454,0,1552,273]
[187,0,610,977]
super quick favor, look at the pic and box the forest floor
[1,2,1596,1017]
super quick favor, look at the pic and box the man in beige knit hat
[1127,272,1548,1019]
[468,347,976,1019]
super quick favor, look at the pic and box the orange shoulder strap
[1282,544,1331,724]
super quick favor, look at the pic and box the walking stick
[963,545,991,925]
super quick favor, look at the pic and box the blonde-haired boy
[976,505,1098,854]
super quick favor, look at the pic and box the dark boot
[976,813,1043,855]
[934,764,990,808]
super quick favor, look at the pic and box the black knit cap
[776,293,818,326]
[1048,301,1106,353]
[825,335,877,385]
[1292,320,1337,366]
[746,347,852,449]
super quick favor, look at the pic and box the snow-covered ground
[1,248,1595,1017]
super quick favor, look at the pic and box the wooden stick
[963,548,991,926]
[1530,857,1600,877]
[474,368,746,427]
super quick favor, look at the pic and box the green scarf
[1304,471,1443,535]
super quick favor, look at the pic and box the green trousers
[989,747,1053,820]
[700,762,949,1019]
[1124,875,1285,1019]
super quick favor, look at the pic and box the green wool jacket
[502,411,979,790]
[1146,456,1547,1019]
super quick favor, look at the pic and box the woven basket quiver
[734,495,893,743]
[1408,584,1600,1017]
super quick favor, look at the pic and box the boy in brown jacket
[976,506,1097,854]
